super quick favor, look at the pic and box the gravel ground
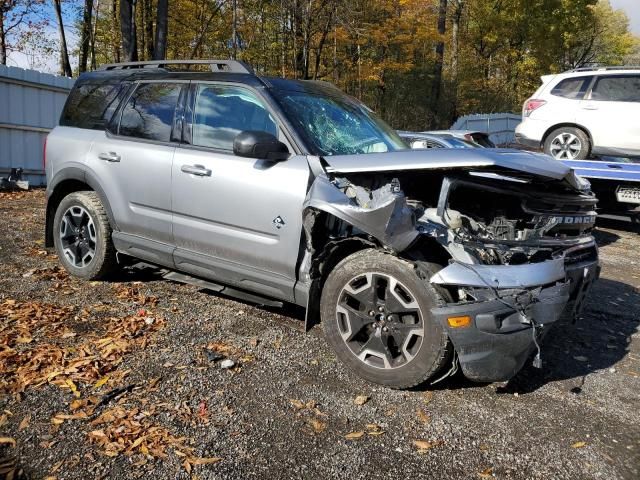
[0,189,639,480]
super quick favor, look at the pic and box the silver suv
[45,60,600,389]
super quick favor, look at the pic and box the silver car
[45,60,599,389]
[398,131,480,149]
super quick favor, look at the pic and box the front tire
[53,191,118,280]
[320,249,451,389]
[543,127,590,160]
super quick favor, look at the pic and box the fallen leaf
[65,379,80,398]
[354,395,370,406]
[413,439,444,451]
[366,424,384,435]
[571,441,587,448]
[51,460,63,473]
[290,399,305,409]
[423,391,433,404]
[308,418,326,433]
[416,408,430,424]
[478,467,493,478]
[18,414,31,431]
[0,437,16,447]
[190,457,222,465]
[94,376,110,389]
[345,431,365,440]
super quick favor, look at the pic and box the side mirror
[233,131,290,161]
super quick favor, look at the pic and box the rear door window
[118,82,182,142]
[191,84,278,151]
[550,76,592,99]
[591,75,640,102]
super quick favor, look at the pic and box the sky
[610,0,640,34]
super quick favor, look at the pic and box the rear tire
[53,191,118,280]
[543,127,590,160]
[320,249,451,389]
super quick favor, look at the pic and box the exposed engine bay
[303,166,597,272]
[300,153,600,382]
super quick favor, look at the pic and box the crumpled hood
[323,148,571,180]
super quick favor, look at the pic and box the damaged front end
[301,149,600,383]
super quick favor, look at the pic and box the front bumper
[430,256,600,382]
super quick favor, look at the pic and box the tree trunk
[90,0,100,69]
[111,0,120,62]
[431,0,447,123]
[153,0,168,60]
[451,1,463,81]
[0,10,6,65]
[79,0,93,72]
[120,0,138,61]
[231,0,237,59]
[449,0,463,125]
[144,0,154,60]
[53,0,73,76]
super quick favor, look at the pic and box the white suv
[515,67,640,159]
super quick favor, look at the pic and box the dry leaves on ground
[353,395,370,406]
[0,300,164,395]
[88,405,221,469]
[114,284,158,307]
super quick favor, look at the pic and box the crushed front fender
[303,174,418,252]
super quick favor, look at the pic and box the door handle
[181,164,212,177]
[607,164,623,169]
[98,152,121,162]
[582,105,598,110]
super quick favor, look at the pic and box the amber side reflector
[447,316,472,328]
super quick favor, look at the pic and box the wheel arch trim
[45,168,118,247]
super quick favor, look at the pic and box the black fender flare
[45,167,118,247]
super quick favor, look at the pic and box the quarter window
[550,77,592,99]
[60,83,125,129]
[191,84,277,151]
[592,75,640,102]
[118,82,182,142]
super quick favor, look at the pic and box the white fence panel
[0,65,74,186]
[451,113,522,146]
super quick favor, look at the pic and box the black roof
[75,66,344,96]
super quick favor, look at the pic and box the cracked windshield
[276,92,407,156]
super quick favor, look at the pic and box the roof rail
[566,65,640,73]
[98,59,254,74]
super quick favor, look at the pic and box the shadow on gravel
[593,227,621,247]
[597,216,639,236]
[498,277,639,395]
